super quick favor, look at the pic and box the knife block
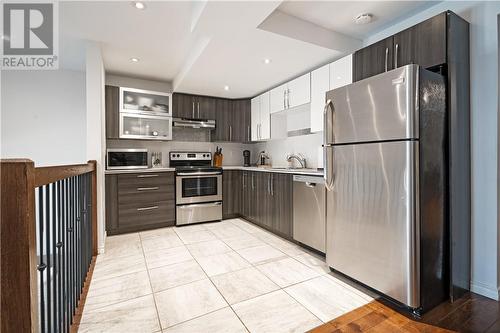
[213,153,223,167]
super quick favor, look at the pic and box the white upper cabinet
[270,83,287,114]
[310,54,353,133]
[259,91,271,140]
[330,54,353,90]
[251,92,271,141]
[310,64,330,133]
[251,96,260,141]
[287,73,311,109]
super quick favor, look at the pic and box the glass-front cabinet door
[120,113,172,140]
[120,87,172,117]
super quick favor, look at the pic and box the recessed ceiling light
[263,58,271,64]
[132,1,146,10]
[1,35,9,41]
[130,57,140,63]
[224,85,230,91]
[354,13,373,25]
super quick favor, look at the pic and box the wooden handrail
[35,160,96,187]
[1,159,98,332]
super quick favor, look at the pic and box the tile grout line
[139,232,164,332]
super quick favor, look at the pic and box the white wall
[366,1,500,300]
[1,70,86,166]
[86,42,107,254]
[106,74,172,93]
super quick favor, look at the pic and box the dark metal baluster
[57,180,63,333]
[76,174,81,301]
[38,186,46,332]
[69,176,74,321]
[51,182,58,333]
[46,184,52,332]
[64,178,70,333]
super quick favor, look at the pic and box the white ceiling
[60,1,438,98]
[278,1,437,39]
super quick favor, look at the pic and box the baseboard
[470,280,499,300]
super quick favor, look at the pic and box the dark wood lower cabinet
[105,171,176,235]
[232,170,293,239]
[223,170,241,219]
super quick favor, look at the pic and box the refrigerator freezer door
[325,65,419,145]
[325,141,420,308]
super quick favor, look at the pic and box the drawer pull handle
[137,206,159,211]
[137,187,159,191]
[137,174,159,178]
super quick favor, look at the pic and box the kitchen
[1,1,500,333]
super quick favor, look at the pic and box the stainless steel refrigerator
[324,64,448,313]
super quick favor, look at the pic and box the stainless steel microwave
[106,149,148,170]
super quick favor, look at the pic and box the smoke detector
[354,13,373,25]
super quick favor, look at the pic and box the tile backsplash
[107,129,324,169]
[106,138,252,167]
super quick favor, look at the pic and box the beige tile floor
[79,218,372,333]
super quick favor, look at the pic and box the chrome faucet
[286,153,306,169]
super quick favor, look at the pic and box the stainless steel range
[170,152,222,225]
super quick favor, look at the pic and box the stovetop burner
[169,151,220,173]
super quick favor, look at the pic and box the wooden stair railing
[1,159,98,333]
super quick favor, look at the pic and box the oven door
[176,172,222,204]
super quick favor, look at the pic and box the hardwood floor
[309,293,500,333]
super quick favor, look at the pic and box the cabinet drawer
[118,188,174,205]
[118,172,174,190]
[118,200,175,228]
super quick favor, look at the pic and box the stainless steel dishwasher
[293,175,326,253]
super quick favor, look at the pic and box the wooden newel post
[1,159,39,332]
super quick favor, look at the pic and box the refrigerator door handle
[324,145,335,192]
[323,99,335,144]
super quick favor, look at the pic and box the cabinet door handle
[192,101,195,118]
[137,174,159,178]
[287,89,290,109]
[385,47,389,72]
[137,187,159,191]
[251,174,255,189]
[197,102,200,118]
[395,43,399,68]
[247,125,250,142]
[271,174,274,196]
[137,205,159,211]
[243,173,246,188]
[283,90,286,109]
[267,175,271,194]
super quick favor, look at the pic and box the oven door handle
[178,202,222,209]
[176,172,222,176]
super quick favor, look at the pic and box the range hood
[172,118,216,129]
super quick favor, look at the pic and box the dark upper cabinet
[231,99,251,143]
[213,98,251,143]
[354,12,449,82]
[105,85,120,139]
[393,13,447,69]
[213,98,231,142]
[172,93,216,119]
[353,36,394,82]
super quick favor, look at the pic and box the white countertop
[105,166,323,176]
[222,166,324,176]
[105,167,175,175]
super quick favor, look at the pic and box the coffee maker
[243,150,251,167]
